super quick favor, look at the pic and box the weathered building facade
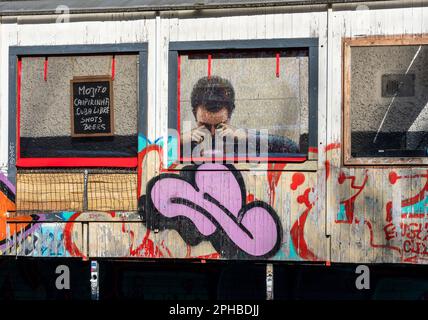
[0,0,427,264]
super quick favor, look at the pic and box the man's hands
[181,125,207,146]
[181,123,248,146]
[216,123,247,141]
[191,125,207,144]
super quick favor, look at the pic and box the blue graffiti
[402,195,428,215]
[139,134,178,167]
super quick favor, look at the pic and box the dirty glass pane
[350,45,428,157]
[179,49,309,161]
[20,54,138,158]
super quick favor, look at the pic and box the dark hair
[191,75,235,117]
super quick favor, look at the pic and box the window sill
[344,157,428,166]
[167,159,319,172]
[16,157,138,168]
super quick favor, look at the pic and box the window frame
[343,35,428,166]
[8,43,148,183]
[167,38,319,165]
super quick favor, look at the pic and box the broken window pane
[350,45,428,158]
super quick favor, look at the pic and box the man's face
[195,106,229,136]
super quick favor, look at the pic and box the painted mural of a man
[181,75,300,159]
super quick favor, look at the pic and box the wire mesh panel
[16,173,85,213]
[16,171,138,213]
[87,173,137,211]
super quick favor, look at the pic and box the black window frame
[167,38,319,165]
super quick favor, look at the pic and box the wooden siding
[0,3,427,263]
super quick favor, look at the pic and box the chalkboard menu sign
[70,76,114,137]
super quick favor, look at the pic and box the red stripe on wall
[16,157,137,168]
[208,54,212,79]
[111,55,116,80]
[44,57,48,81]
[17,58,22,162]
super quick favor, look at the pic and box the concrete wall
[179,51,308,145]
[351,45,428,133]
[350,45,428,151]
[20,54,138,137]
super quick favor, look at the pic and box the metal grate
[16,169,137,213]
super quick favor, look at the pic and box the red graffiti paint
[338,171,346,184]
[325,143,341,152]
[246,193,255,204]
[323,143,341,181]
[367,169,427,263]
[385,202,393,222]
[388,171,427,186]
[267,163,287,206]
[290,188,318,261]
[64,212,116,258]
[137,229,161,257]
[137,144,179,197]
[336,170,368,224]
[122,224,172,258]
[161,240,173,258]
[129,228,160,257]
[383,220,428,263]
[324,160,331,180]
[138,144,163,197]
[385,171,428,222]
[197,252,221,259]
[365,220,401,253]
[64,212,85,258]
[389,171,399,184]
[290,173,305,190]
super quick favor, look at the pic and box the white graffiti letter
[55,265,70,290]
[355,265,370,290]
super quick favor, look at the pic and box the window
[8,44,147,170]
[168,39,318,164]
[343,36,428,165]
[8,44,147,211]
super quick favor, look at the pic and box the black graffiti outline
[139,164,283,259]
